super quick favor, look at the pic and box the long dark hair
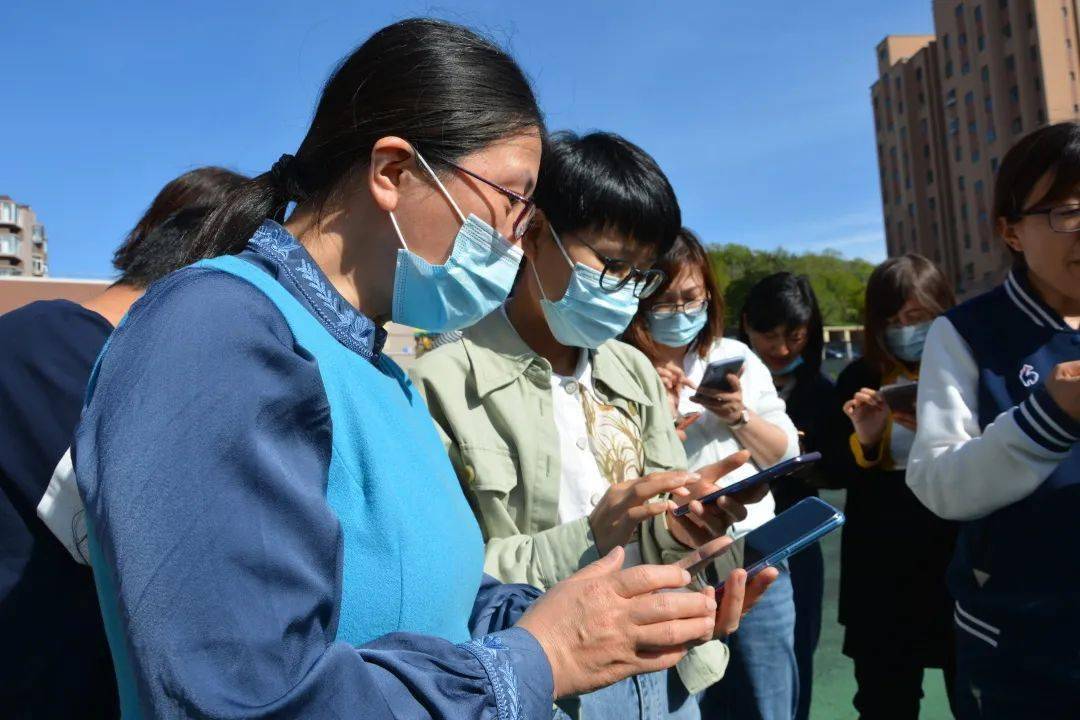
[862,254,954,376]
[624,228,724,363]
[112,167,247,286]
[189,18,544,261]
[994,121,1080,268]
[738,272,825,374]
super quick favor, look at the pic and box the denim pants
[701,565,798,720]
[554,668,700,720]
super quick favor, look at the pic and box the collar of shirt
[243,220,387,363]
[463,309,652,408]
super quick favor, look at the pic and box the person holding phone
[907,122,1080,717]
[738,272,835,720]
[835,254,958,719]
[411,132,777,720]
[624,230,801,720]
[73,23,742,718]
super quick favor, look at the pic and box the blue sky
[6,0,932,279]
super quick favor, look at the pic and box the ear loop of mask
[388,148,468,252]
[528,226,575,302]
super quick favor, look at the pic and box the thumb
[572,545,625,581]
[698,449,752,484]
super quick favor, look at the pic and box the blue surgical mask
[389,151,523,332]
[770,355,805,377]
[530,228,639,349]
[885,320,932,363]
[647,308,708,348]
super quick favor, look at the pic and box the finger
[673,535,734,572]
[628,499,679,522]
[696,450,752,485]
[678,376,698,390]
[613,564,693,598]
[712,497,748,524]
[636,616,718,651]
[628,588,717,625]
[741,567,779,617]
[714,568,747,638]
[730,482,770,506]
[698,586,718,643]
[631,472,701,502]
[726,373,742,394]
[571,545,626,580]
[628,648,689,676]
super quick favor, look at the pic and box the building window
[1028,12,1034,28]
[0,202,17,226]
[960,32,968,46]
[962,202,970,220]
[949,117,960,134]
[0,267,19,277]
[966,90,975,105]
[929,197,937,211]
[987,125,997,143]
[984,95,993,113]
[909,203,915,218]
[966,263,975,281]
[959,175,966,190]
[1038,108,1046,124]
[32,225,45,243]
[898,100,905,113]
[1009,85,1019,103]
[916,67,923,82]
[978,35,986,51]
[947,89,958,106]
[1030,45,1038,61]
[957,3,965,17]
[991,157,999,172]
[956,144,963,162]
[919,91,926,105]
[928,169,935,184]
[1005,55,1016,71]
[962,61,971,75]
[1002,22,1012,38]
[964,232,972,249]
[896,76,902,90]
[32,257,44,275]
[946,61,955,78]
[972,148,982,162]
[1012,117,1023,134]
[921,118,929,134]
[0,234,20,256]
[879,46,887,61]
[975,5,983,20]
[924,143,931,158]
[982,65,990,82]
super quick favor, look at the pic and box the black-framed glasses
[1019,203,1080,233]
[575,235,666,298]
[432,156,536,240]
[649,297,710,317]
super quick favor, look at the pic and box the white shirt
[551,351,610,525]
[678,338,800,538]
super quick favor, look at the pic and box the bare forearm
[731,411,790,467]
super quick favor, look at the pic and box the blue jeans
[788,544,823,720]
[701,565,798,720]
[554,668,699,720]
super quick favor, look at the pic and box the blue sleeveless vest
[88,252,486,717]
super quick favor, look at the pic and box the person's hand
[843,387,890,450]
[691,368,745,426]
[1046,360,1080,421]
[667,450,768,549]
[891,408,917,432]
[517,547,718,699]
[590,472,697,555]
[675,412,702,442]
[709,566,780,639]
[657,362,695,420]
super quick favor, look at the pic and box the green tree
[705,243,875,328]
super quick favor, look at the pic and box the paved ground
[807,490,952,719]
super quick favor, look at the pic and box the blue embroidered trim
[461,634,523,720]
[247,221,387,361]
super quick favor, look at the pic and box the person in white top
[623,228,801,720]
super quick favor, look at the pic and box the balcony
[0,233,22,260]
[32,224,46,244]
[0,201,21,230]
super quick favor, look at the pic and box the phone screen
[742,498,843,570]
[698,357,744,393]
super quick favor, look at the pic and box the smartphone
[695,356,745,394]
[672,452,822,517]
[880,381,918,414]
[717,497,844,587]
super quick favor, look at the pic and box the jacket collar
[1003,268,1071,331]
[462,309,653,407]
[247,220,387,361]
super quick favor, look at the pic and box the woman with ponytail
[74,20,738,719]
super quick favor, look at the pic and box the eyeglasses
[649,298,710,317]
[574,235,666,298]
[1019,203,1080,233]
[431,156,536,240]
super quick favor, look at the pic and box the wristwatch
[726,407,750,430]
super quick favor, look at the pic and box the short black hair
[113,167,247,286]
[533,131,681,255]
[994,121,1080,268]
[738,272,825,373]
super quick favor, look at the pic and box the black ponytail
[189,18,544,261]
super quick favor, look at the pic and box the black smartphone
[672,452,822,517]
[880,381,918,414]
[695,356,745,394]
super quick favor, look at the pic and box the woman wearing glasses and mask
[623,229,801,720]
[73,23,752,719]
[908,122,1080,717]
[411,132,777,720]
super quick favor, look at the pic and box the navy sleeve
[75,268,553,719]
[470,574,544,637]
